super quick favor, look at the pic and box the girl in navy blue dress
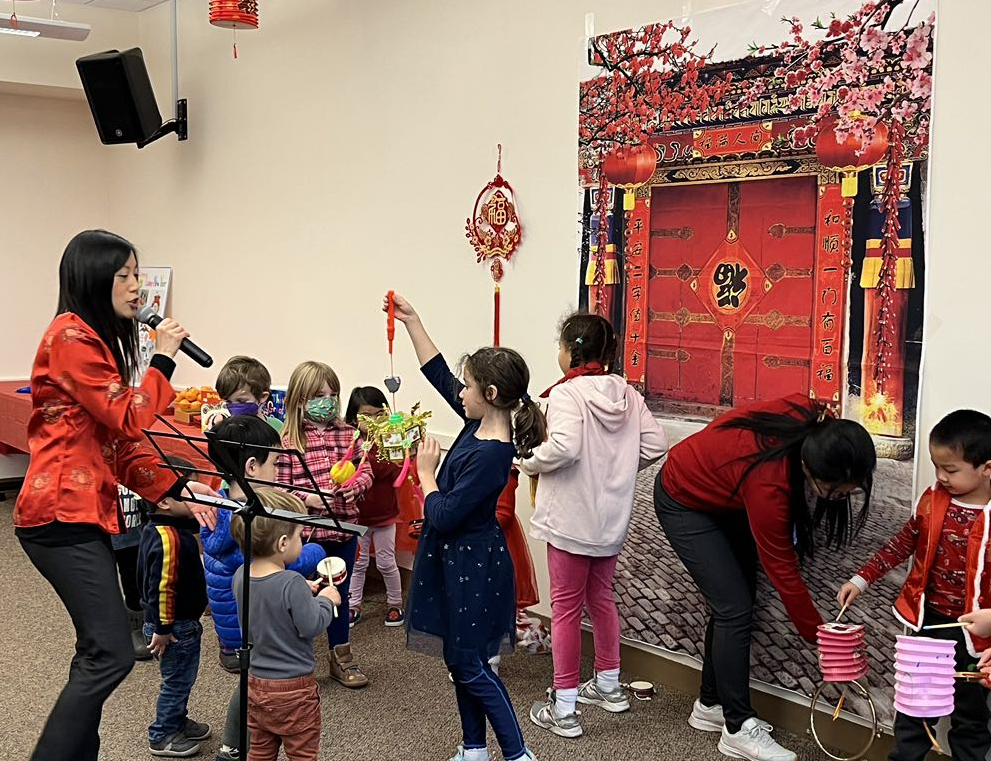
[388,292,546,761]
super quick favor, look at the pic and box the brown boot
[330,643,368,688]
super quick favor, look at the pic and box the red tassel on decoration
[494,284,501,347]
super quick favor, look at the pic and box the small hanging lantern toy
[209,0,259,59]
[465,144,523,346]
[359,404,432,487]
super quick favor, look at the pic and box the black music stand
[144,415,366,755]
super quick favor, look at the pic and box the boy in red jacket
[838,410,991,761]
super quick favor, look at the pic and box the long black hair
[720,399,876,560]
[345,386,389,427]
[57,230,141,385]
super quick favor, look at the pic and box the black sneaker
[150,731,201,757]
[219,649,240,674]
[216,747,240,761]
[183,719,212,741]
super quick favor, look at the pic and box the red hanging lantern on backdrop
[210,1,258,58]
[602,143,657,210]
[815,114,889,197]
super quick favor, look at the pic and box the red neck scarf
[540,362,607,398]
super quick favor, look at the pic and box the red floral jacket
[14,313,178,534]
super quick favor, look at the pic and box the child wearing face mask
[215,355,284,433]
[277,361,373,688]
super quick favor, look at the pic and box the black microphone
[137,306,214,368]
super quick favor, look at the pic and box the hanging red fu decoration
[465,145,522,347]
[209,0,259,59]
[815,114,889,198]
[602,143,657,210]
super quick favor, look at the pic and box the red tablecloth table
[0,381,220,487]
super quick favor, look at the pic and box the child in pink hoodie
[520,312,667,739]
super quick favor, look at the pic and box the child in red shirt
[345,386,405,627]
[838,410,991,761]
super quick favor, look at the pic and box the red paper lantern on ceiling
[209,1,259,30]
[602,143,658,210]
[815,114,890,197]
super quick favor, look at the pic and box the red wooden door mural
[647,176,818,407]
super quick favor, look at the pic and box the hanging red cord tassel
[493,284,501,346]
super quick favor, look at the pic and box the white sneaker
[689,701,774,734]
[688,700,725,732]
[717,718,796,761]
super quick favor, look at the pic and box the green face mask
[304,396,338,424]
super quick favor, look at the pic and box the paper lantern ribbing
[817,623,869,683]
[893,635,956,718]
[209,0,259,29]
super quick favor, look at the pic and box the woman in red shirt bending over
[654,394,875,761]
[14,230,216,761]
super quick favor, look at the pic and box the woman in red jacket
[14,230,216,761]
[653,394,875,761]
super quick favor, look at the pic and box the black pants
[113,543,142,611]
[654,472,759,733]
[889,608,991,761]
[20,535,135,761]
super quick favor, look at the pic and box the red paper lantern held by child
[815,114,889,197]
[602,143,657,210]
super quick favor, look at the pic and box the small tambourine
[200,402,231,433]
[622,680,656,701]
[317,557,348,587]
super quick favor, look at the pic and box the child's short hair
[230,487,307,557]
[216,355,273,401]
[207,415,281,479]
[345,386,389,427]
[558,311,618,370]
[930,410,991,467]
[139,455,197,517]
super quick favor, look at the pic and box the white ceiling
[56,0,171,11]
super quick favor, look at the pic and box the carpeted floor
[0,498,824,760]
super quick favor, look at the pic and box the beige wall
[0,4,137,91]
[0,0,984,623]
[0,92,112,380]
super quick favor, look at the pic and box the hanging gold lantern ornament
[465,144,523,346]
[210,0,259,59]
[359,403,432,486]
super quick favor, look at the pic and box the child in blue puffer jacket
[203,415,325,761]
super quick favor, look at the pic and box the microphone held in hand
[137,306,214,368]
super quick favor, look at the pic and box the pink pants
[547,544,621,690]
[349,524,403,608]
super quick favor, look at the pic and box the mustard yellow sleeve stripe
[155,525,179,626]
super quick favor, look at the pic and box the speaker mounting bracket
[137,98,188,149]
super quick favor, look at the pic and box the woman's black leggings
[654,473,759,734]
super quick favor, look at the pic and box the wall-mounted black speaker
[76,48,163,145]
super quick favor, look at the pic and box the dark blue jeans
[317,536,357,648]
[448,652,526,760]
[144,619,203,743]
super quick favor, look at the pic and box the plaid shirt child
[277,419,373,543]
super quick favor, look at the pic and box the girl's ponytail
[515,395,547,459]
